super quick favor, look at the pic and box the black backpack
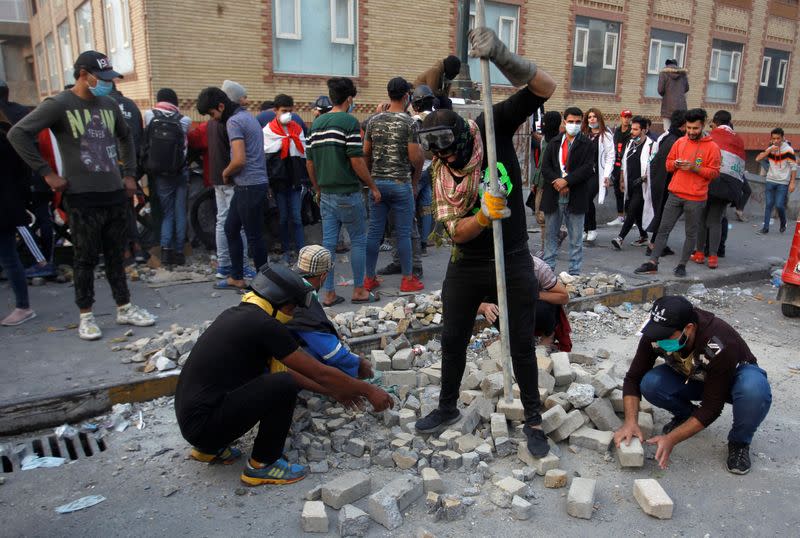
[143,109,185,175]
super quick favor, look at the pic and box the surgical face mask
[279,112,292,124]
[88,76,113,97]
[565,123,581,137]
[588,122,599,129]
[347,98,355,114]
[657,331,687,353]
[631,136,641,144]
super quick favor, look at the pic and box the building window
[103,0,133,74]
[35,43,47,93]
[706,39,743,103]
[570,16,621,94]
[757,48,790,107]
[57,20,74,86]
[645,28,687,98]
[75,2,94,53]
[44,33,60,91]
[273,0,356,76]
[0,0,29,22]
[467,1,519,86]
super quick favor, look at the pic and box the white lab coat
[595,130,615,204]
[621,136,655,229]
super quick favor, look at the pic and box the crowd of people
[0,26,779,484]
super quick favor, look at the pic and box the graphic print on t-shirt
[66,107,118,173]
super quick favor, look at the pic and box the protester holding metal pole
[414,22,556,459]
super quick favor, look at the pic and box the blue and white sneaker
[240,457,307,486]
[243,266,257,279]
[215,265,232,279]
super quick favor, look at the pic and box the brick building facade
[21,0,800,149]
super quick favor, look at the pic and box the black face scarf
[221,103,241,123]
[445,116,476,173]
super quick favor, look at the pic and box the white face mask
[588,122,599,129]
[279,112,292,125]
[565,123,581,136]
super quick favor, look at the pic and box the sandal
[322,296,345,307]
[351,292,380,304]
[214,279,247,290]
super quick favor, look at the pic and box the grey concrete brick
[301,501,328,533]
[321,471,372,509]
[584,398,623,432]
[634,479,673,519]
[617,437,644,467]
[566,477,596,520]
[569,426,614,453]
[367,476,424,530]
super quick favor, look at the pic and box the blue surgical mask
[347,100,355,114]
[657,331,687,353]
[89,78,113,97]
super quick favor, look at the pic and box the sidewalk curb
[0,266,771,436]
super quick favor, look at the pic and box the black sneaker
[674,264,687,277]
[523,424,550,458]
[780,224,787,233]
[662,246,675,256]
[662,414,690,435]
[377,262,402,275]
[755,228,768,235]
[635,262,658,274]
[415,408,461,433]
[611,237,622,250]
[645,246,652,257]
[726,442,751,475]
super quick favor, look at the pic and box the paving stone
[439,495,466,521]
[538,370,556,392]
[551,352,575,386]
[569,352,595,366]
[511,495,532,520]
[392,448,419,470]
[462,451,479,470]
[399,409,417,428]
[462,369,486,391]
[422,467,444,493]
[440,450,463,471]
[452,397,490,434]
[305,485,322,501]
[392,348,415,370]
[338,504,371,537]
[454,434,481,454]
[549,409,586,442]
[480,372,505,398]
[617,438,644,468]
[544,469,568,488]
[459,389,482,405]
[489,487,513,508]
[569,427,614,453]
[494,436,514,458]
[545,393,572,412]
[439,429,461,448]
[383,410,400,427]
[382,370,418,388]
[496,398,525,421]
[609,389,625,413]
[566,383,595,409]
[371,350,392,372]
[301,501,328,533]
[491,413,509,440]
[383,334,410,358]
[638,412,654,438]
[495,476,527,497]
[633,479,674,519]
[425,491,441,512]
[591,372,617,398]
[321,471,372,509]
[517,448,560,475]
[475,443,494,461]
[540,405,568,434]
[537,354,553,373]
[344,438,366,458]
[566,477,596,520]
[571,365,592,385]
[367,476,424,530]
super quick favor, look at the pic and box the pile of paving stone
[328,293,444,340]
[558,272,627,299]
[117,322,208,372]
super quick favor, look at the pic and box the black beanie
[157,88,178,106]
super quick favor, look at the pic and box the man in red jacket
[636,108,720,277]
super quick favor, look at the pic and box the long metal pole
[476,0,514,404]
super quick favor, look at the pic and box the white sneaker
[116,303,156,327]
[79,313,103,341]
[582,232,588,242]
[586,230,597,242]
[606,216,624,226]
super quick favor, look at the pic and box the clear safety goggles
[418,127,456,154]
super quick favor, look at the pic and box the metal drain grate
[0,432,107,473]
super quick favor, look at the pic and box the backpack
[143,109,185,175]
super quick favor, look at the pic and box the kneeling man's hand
[613,422,643,449]
[647,435,676,469]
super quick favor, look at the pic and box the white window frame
[44,33,60,91]
[573,27,589,67]
[709,48,721,81]
[648,39,662,74]
[673,43,685,67]
[603,31,618,70]
[35,42,48,93]
[776,58,788,89]
[121,0,131,48]
[104,1,116,54]
[760,56,772,86]
[275,0,301,40]
[57,20,73,85]
[330,0,354,45]
[497,15,517,53]
[75,2,94,52]
[729,50,741,83]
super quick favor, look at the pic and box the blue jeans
[640,363,772,445]
[156,174,188,250]
[367,180,414,277]
[225,183,269,280]
[321,192,367,291]
[214,185,247,268]
[543,206,585,275]
[275,187,304,253]
[0,230,29,308]
[763,181,789,231]
[418,169,433,245]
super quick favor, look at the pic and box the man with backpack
[143,88,192,267]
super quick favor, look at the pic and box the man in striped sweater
[756,128,796,234]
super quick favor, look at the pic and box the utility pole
[450,0,480,100]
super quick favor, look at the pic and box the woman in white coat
[612,116,654,250]
[581,108,614,243]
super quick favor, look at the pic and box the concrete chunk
[371,350,392,371]
[511,495,532,520]
[496,398,525,421]
[392,348,414,370]
[367,476,424,530]
[338,504,371,537]
[566,478,596,520]
[301,501,328,533]
[540,405,567,434]
[566,383,595,408]
[518,448,560,475]
[585,398,623,432]
[537,354,553,373]
[480,372,505,398]
[491,413,509,440]
[609,389,624,413]
[495,476,527,497]
[638,412,654,438]
[549,409,585,442]
[634,479,674,519]
[544,469,568,488]
[422,467,443,493]
[382,370,418,388]
[551,352,575,386]
[591,372,617,397]
[569,427,614,453]
[617,437,644,467]
[454,433,481,454]
[538,369,556,392]
[545,392,572,412]
[321,471,372,509]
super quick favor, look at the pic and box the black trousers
[225,184,269,279]
[177,372,298,465]
[611,172,625,213]
[736,178,751,211]
[584,178,599,232]
[535,301,560,335]
[649,187,670,244]
[619,184,648,240]
[439,250,542,425]
[68,203,130,309]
